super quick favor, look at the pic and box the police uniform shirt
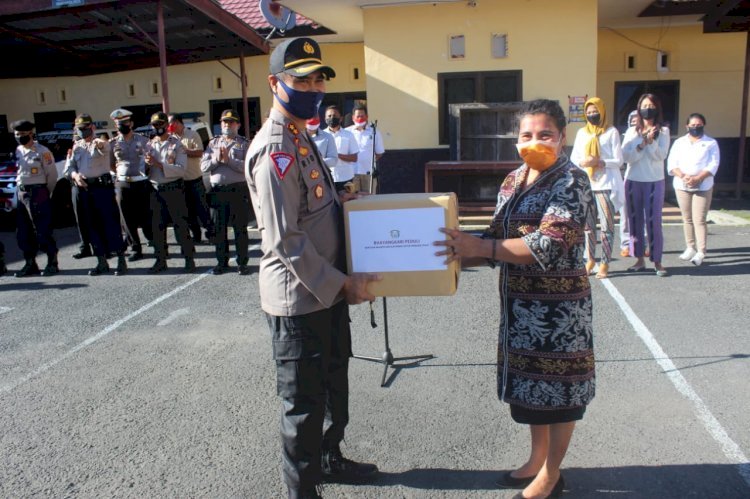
[64,137,112,180]
[346,123,385,175]
[147,135,187,184]
[328,128,359,183]
[110,133,149,178]
[16,142,57,192]
[201,135,249,186]
[309,128,338,171]
[175,127,204,181]
[245,108,346,317]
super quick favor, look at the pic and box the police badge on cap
[269,37,336,79]
[220,109,240,122]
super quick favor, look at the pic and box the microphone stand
[353,119,434,387]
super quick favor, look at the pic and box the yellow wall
[597,25,748,137]
[0,43,365,129]
[362,0,599,150]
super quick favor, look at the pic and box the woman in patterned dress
[437,99,596,499]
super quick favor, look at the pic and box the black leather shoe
[496,471,536,489]
[15,261,40,278]
[128,252,143,262]
[184,258,196,273]
[321,445,378,484]
[210,264,229,275]
[238,264,252,275]
[148,260,168,274]
[42,263,60,277]
[88,258,110,276]
[510,474,565,499]
[73,248,93,259]
[114,256,128,276]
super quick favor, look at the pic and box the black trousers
[150,181,195,260]
[118,180,153,250]
[71,183,92,252]
[210,182,250,265]
[16,185,57,260]
[265,300,352,494]
[184,177,214,240]
[76,182,125,257]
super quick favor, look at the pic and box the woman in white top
[571,97,624,279]
[621,93,671,276]
[667,113,720,266]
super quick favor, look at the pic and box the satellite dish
[259,0,296,33]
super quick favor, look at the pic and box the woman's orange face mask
[516,113,564,171]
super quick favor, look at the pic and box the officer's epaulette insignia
[287,123,299,135]
[309,169,320,180]
[313,184,324,199]
[270,152,294,180]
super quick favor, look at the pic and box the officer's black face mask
[16,134,32,146]
[152,125,167,136]
[76,127,94,139]
[586,113,601,126]
[326,117,341,128]
[117,123,132,135]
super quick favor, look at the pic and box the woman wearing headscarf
[571,97,624,279]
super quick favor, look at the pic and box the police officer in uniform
[201,109,251,275]
[109,108,153,261]
[168,113,215,244]
[64,114,127,276]
[11,120,59,277]
[245,37,380,499]
[146,112,195,273]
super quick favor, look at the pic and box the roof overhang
[0,0,270,78]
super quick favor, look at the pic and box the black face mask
[639,108,657,120]
[326,117,341,128]
[586,113,601,126]
[76,127,94,139]
[16,135,32,146]
[688,126,704,138]
[153,126,167,136]
[117,123,132,135]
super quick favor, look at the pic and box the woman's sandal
[595,263,609,279]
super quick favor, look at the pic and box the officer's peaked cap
[11,120,35,132]
[269,37,335,79]
[110,108,133,121]
[150,112,168,125]
[74,114,93,128]
[220,109,240,122]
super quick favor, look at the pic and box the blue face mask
[222,128,237,138]
[76,127,93,139]
[274,77,324,120]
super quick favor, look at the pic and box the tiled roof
[219,0,315,31]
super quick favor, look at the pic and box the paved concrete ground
[1,217,749,498]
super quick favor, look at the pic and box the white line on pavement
[600,278,750,487]
[0,306,13,315]
[0,273,208,395]
[157,307,190,326]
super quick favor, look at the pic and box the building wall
[0,43,366,128]
[362,0,599,150]
[597,25,748,138]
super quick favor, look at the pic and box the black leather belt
[17,184,47,192]
[87,174,114,187]
[151,179,184,191]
